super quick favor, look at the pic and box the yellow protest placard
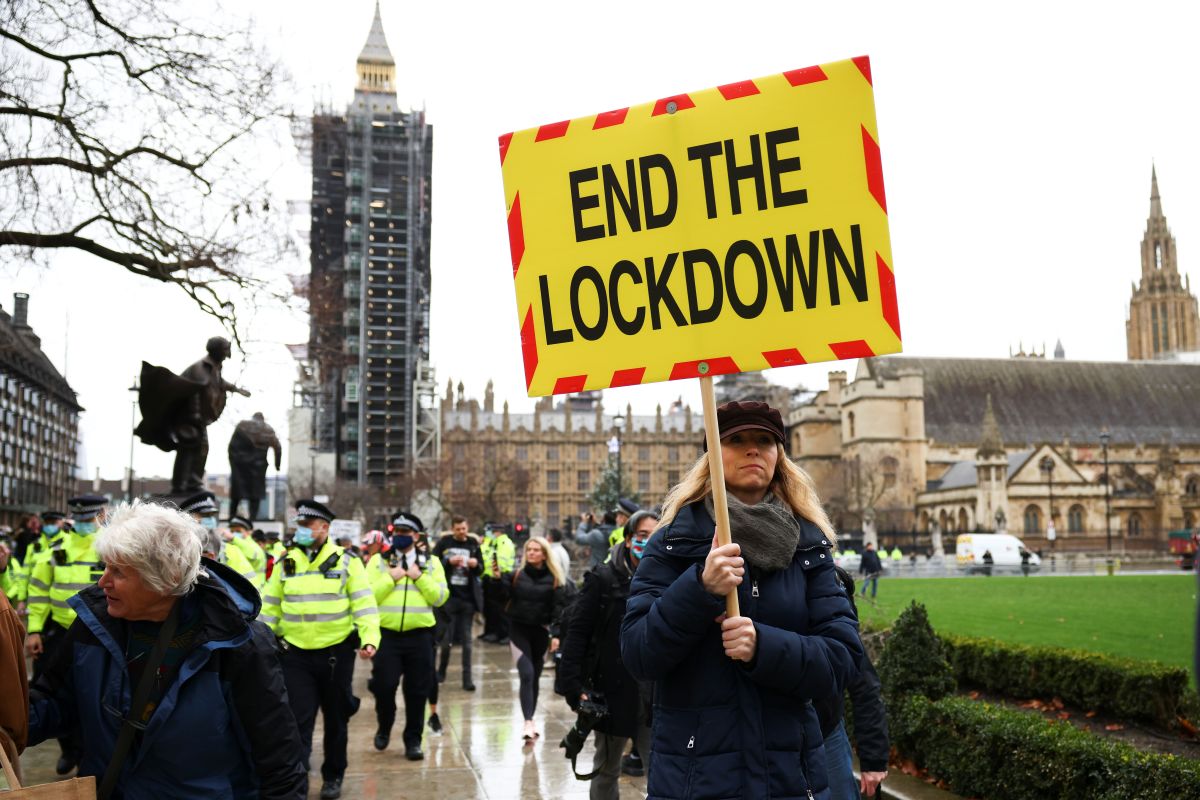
[499,56,899,397]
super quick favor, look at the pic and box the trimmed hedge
[892,694,1200,800]
[941,634,1189,729]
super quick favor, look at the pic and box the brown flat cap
[714,400,786,443]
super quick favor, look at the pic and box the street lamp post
[1039,455,1056,560]
[1100,429,1112,554]
[608,414,625,504]
[127,376,139,502]
[308,445,318,498]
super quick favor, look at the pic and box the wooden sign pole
[699,375,741,618]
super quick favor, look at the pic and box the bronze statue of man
[228,412,282,520]
[135,336,250,495]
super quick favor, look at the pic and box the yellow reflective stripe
[263,595,282,606]
[57,583,93,592]
[50,598,71,609]
[27,598,49,605]
[352,607,378,619]
[282,611,349,623]
[380,605,431,615]
[260,613,279,625]
[349,588,372,600]
[28,578,49,590]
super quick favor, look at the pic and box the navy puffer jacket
[621,501,863,800]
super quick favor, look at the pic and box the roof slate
[870,356,1200,446]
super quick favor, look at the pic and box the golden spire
[356,1,395,95]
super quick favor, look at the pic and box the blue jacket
[29,559,307,799]
[621,501,863,800]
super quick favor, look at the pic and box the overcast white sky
[6,0,1199,479]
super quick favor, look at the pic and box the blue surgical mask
[630,538,648,560]
[199,516,218,531]
[42,524,59,536]
[292,526,315,547]
[75,521,98,535]
[392,534,414,551]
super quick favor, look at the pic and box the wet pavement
[18,630,649,799]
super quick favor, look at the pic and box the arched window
[920,510,930,532]
[1186,475,1200,497]
[1068,505,1085,534]
[939,509,950,534]
[847,412,856,439]
[881,456,899,490]
[1128,512,1142,537]
[1024,504,1042,534]
[958,507,970,532]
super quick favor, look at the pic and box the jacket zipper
[751,579,759,598]
[686,735,694,750]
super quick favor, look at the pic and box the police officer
[367,511,448,760]
[228,514,267,576]
[261,500,380,800]
[607,498,640,549]
[180,492,260,590]
[15,510,68,605]
[25,494,108,774]
[479,523,515,644]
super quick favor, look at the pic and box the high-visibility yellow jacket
[27,531,104,633]
[229,535,266,574]
[223,541,262,591]
[18,530,67,600]
[481,534,516,576]
[260,539,380,650]
[608,525,626,549]
[367,550,448,632]
[1,554,24,603]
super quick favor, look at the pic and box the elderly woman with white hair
[27,501,307,799]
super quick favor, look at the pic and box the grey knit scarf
[705,491,801,572]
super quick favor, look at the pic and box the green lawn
[855,574,1197,672]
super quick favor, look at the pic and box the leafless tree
[0,0,294,332]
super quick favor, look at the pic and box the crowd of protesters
[0,399,889,799]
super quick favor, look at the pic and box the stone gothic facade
[1126,167,1199,360]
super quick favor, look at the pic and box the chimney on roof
[13,292,30,328]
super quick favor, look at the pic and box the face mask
[292,526,315,547]
[392,534,414,551]
[75,521,98,535]
[199,516,218,531]
[630,539,648,560]
[42,525,59,536]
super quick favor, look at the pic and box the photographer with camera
[558,510,658,799]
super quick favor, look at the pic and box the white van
[956,533,1041,573]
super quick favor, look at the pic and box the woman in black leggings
[501,536,567,741]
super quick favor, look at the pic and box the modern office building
[297,2,433,488]
[0,292,82,527]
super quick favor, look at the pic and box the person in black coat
[558,509,659,800]
[859,542,883,599]
[816,566,889,800]
[432,516,484,690]
[621,400,863,800]
[500,536,568,741]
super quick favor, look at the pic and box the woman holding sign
[621,401,862,800]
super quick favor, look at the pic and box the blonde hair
[520,536,565,588]
[658,445,837,546]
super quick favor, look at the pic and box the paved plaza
[19,632,649,799]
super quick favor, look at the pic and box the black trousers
[170,427,209,494]
[481,577,509,639]
[36,621,80,759]
[281,635,357,781]
[438,594,475,675]
[369,628,434,748]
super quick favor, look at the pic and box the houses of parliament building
[438,169,1199,552]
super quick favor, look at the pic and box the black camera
[560,692,608,761]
